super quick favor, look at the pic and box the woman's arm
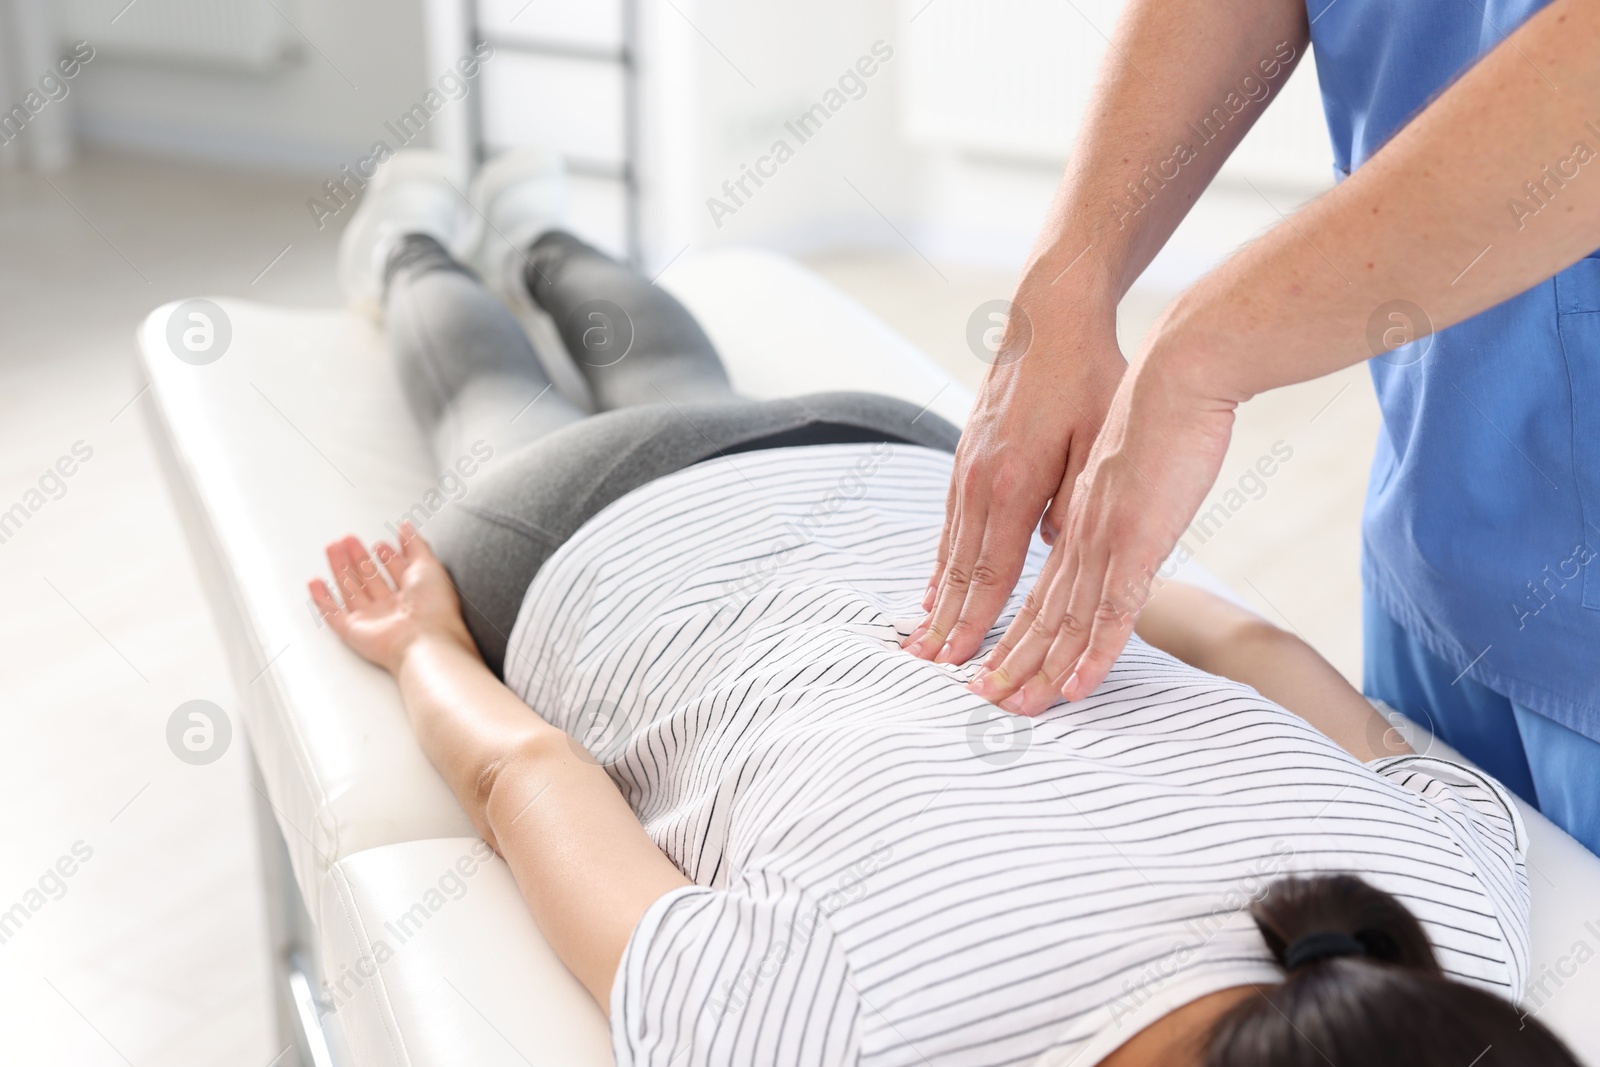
[1134,580,1411,762]
[308,526,688,1011]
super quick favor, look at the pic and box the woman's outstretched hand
[965,347,1238,714]
[308,522,475,675]
[902,306,1125,667]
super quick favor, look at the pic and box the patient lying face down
[308,152,1578,1067]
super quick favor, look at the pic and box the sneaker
[337,150,476,319]
[466,147,570,310]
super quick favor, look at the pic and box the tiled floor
[0,149,1378,1065]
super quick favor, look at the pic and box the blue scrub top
[1307,0,1600,740]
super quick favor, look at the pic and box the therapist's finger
[1008,543,1103,700]
[1024,530,1113,692]
[1061,555,1152,701]
[908,490,981,658]
[978,535,1064,673]
[905,482,962,648]
[1039,439,1091,547]
[973,539,1083,702]
[1003,599,1106,715]
[908,509,963,649]
[933,490,1040,664]
[923,472,960,612]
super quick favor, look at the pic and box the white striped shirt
[503,443,1528,1067]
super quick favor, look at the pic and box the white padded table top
[135,248,976,922]
[138,248,1600,1064]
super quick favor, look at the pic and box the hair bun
[1208,876,1585,1067]
[1282,930,1367,970]
[1250,874,1440,977]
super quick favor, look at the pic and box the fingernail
[967,669,988,692]
[935,642,953,663]
[1000,693,1026,713]
[922,583,936,611]
[1061,671,1080,699]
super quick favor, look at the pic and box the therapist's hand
[903,301,1125,666]
[967,343,1237,714]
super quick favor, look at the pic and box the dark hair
[1205,875,1579,1067]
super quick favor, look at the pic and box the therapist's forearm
[1016,0,1309,314]
[1151,0,1600,398]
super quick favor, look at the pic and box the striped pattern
[503,444,1529,1067]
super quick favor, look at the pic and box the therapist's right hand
[902,300,1125,665]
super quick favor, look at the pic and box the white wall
[37,0,1336,291]
[62,0,433,173]
[898,0,1334,284]
[638,0,917,265]
[628,0,1334,286]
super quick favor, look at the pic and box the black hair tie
[1283,931,1368,971]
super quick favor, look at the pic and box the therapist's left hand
[966,343,1238,714]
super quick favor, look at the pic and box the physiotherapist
[902,0,1600,852]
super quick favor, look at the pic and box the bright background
[0,0,1377,1062]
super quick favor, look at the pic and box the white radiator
[902,0,1333,188]
[58,0,300,71]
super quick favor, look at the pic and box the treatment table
[137,248,1600,1067]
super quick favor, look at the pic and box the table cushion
[134,248,976,922]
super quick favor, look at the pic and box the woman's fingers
[308,578,346,632]
[323,535,395,610]
[341,536,391,603]
[397,520,424,559]
[373,541,405,586]
[326,540,360,605]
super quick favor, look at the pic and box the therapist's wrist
[1006,264,1122,374]
[1014,238,1121,321]
[1136,291,1252,406]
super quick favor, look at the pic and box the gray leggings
[384,233,960,676]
